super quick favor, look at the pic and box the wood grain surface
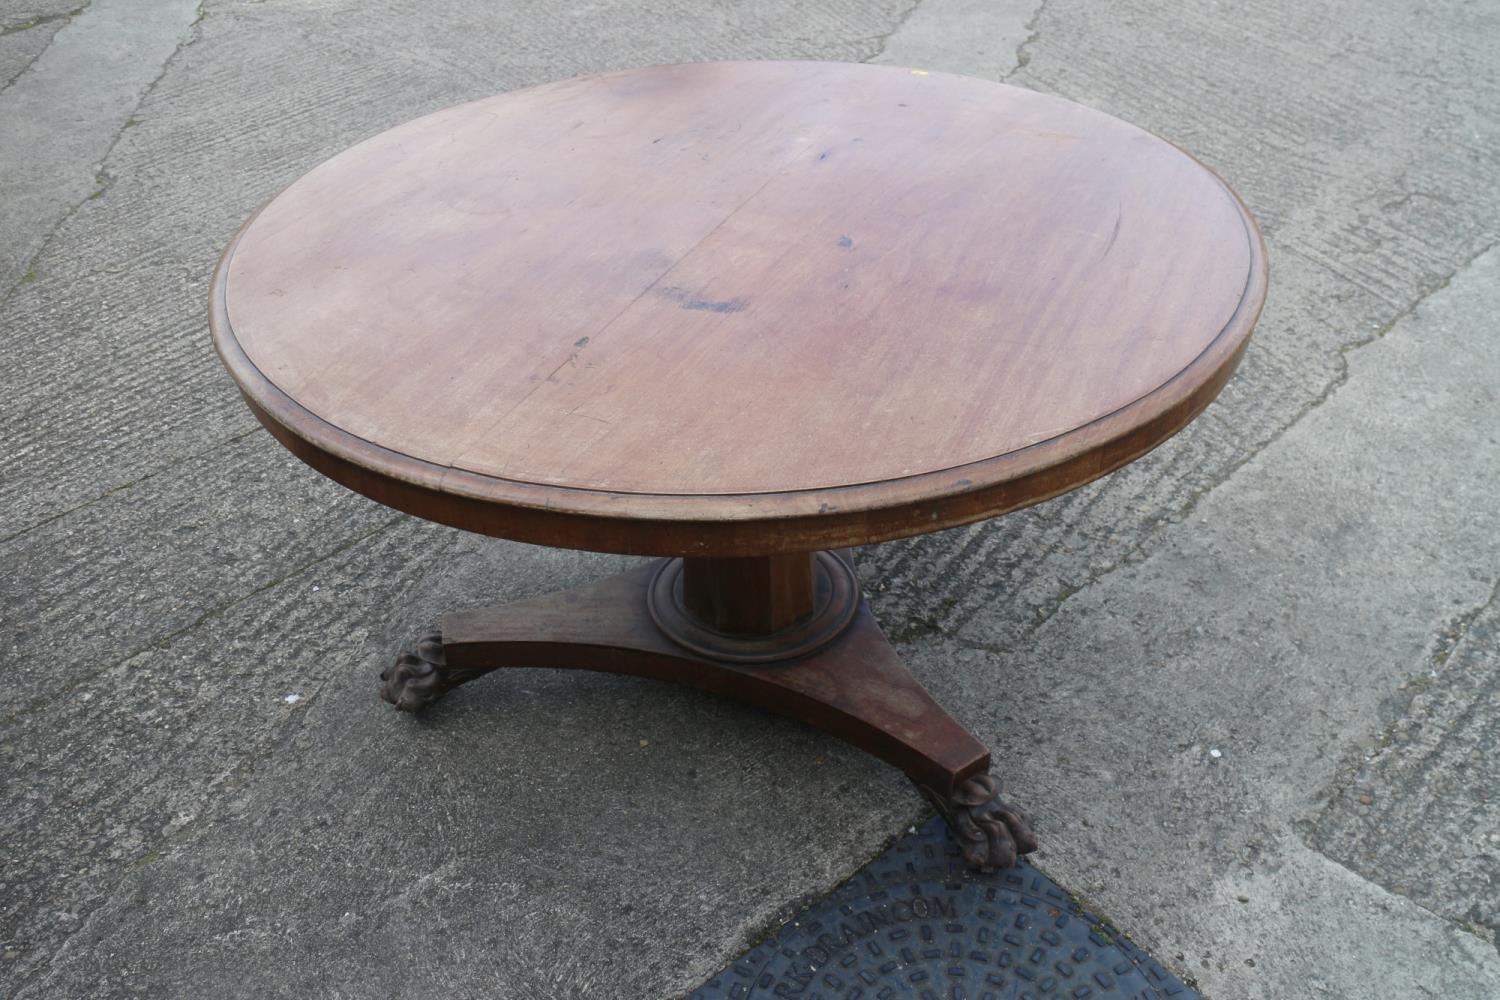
[210,60,1267,556]
[440,562,991,792]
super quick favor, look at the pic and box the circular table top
[211,61,1266,557]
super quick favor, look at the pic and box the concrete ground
[1,0,1497,997]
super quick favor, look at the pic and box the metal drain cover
[691,817,1197,1000]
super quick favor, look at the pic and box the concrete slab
[0,0,201,288]
[2,0,1498,997]
[1312,577,1500,946]
[4,525,910,998]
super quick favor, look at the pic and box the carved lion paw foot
[925,773,1038,872]
[380,632,455,712]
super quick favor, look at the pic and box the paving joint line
[1161,236,1499,517]
[1027,240,1500,634]
[861,0,925,62]
[874,239,1499,658]
[0,0,207,309]
[1298,829,1499,953]
[0,5,88,101]
[1427,572,1500,672]
[1003,0,1049,80]
[0,4,84,39]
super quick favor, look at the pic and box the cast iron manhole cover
[690,817,1198,1000]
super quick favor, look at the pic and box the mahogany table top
[210,61,1266,556]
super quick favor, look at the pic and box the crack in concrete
[0,5,84,38]
[1303,825,1500,953]
[1428,573,1500,672]
[1003,0,1048,79]
[0,0,207,309]
[862,0,926,62]
[1297,564,1500,895]
[0,5,86,101]
[1072,238,1492,616]
[907,238,1500,657]
[1163,236,1498,519]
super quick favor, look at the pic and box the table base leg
[379,560,1037,870]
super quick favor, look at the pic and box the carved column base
[380,558,1038,869]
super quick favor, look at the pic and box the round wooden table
[210,61,1266,870]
